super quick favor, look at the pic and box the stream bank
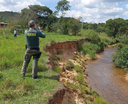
[45,39,107,104]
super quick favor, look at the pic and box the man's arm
[37,29,45,38]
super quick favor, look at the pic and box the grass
[0,28,111,103]
[52,66,61,74]
[0,30,84,103]
[74,65,83,72]
[92,97,107,104]
[65,61,74,70]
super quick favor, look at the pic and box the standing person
[21,20,45,79]
[14,29,17,37]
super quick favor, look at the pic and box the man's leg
[32,58,39,78]
[32,51,41,79]
[21,52,31,76]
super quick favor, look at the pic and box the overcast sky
[1,0,128,23]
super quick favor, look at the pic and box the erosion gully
[86,47,128,104]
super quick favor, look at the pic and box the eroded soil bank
[45,39,102,104]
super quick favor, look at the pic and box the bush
[115,34,128,44]
[112,45,128,70]
[100,35,115,46]
[81,30,101,45]
[78,42,99,58]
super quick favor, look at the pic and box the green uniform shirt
[25,29,45,48]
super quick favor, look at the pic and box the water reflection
[86,47,128,104]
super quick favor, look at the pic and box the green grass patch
[66,82,79,91]
[92,97,107,104]
[65,61,74,71]
[75,73,86,85]
[74,65,83,72]
[52,66,61,74]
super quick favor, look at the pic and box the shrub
[82,30,101,45]
[115,34,128,44]
[78,42,99,58]
[52,66,61,74]
[112,45,128,70]
[88,50,96,59]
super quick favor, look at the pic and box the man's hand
[38,27,42,31]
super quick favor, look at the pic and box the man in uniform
[21,20,45,79]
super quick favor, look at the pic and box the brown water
[86,47,128,104]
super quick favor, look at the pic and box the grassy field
[0,28,113,103]
[0,31,85,104]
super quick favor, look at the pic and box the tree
[19,8,37,33]
[55,0,71,16]
[105,18,127,38]
[68,18,81,36]
[57,16,69,35]
[29,5,55,29]
[55,0,71,34]
[83,23,88,29]
[19,5,56,31]
[90,23,98,30]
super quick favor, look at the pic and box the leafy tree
[83,23,88,29]
[55,0,71,34]
[105,18,127,38]
[97,23,106,32]
[55,0,71,16]
[96,27,102,34]
[57,16,69,35]
[29,5,55,30]
[19,8,37,33]
[68,18,81,36]
[90,23,98,30]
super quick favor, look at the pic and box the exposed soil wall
[46,38,92,104]
[45,38,88,61]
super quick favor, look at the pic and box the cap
[28,20,35,27]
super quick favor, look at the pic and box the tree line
[1,0,128,38]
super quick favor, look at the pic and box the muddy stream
[86,47,128,104]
